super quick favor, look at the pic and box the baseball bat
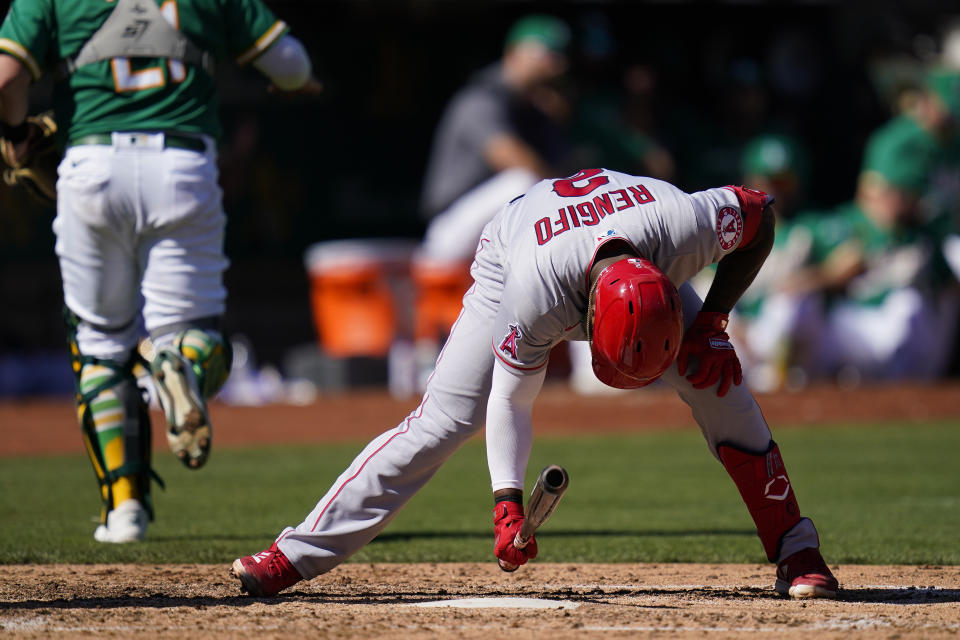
[498,464,569,572]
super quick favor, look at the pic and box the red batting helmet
[588,257,683,389]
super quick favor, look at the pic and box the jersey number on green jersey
[112,0,186,92]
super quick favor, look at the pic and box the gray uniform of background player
[420,63,569,219]
[275,169,819,577]
[418,63,570,263]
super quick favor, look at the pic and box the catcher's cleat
[775,547,839,599]
[231,543,303,597]
[93,499,148,543]
[151,348,211,469]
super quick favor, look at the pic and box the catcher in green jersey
[0,0,320,543]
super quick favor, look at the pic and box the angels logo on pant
[498,324,522,360]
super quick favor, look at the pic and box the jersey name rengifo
[488,168,745,371]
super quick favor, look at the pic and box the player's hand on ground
[676,311,743,397]
[493,501,537,570]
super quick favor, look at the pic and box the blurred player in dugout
[410,14,574,391]
[0,0,319,543]
[732,69,960,389]
[720,132,816,390]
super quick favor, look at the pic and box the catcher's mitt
[1,111,59,206]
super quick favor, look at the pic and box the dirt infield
[1,563,958,639]
[2,383,958,638]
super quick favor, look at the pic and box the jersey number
[111,0,186,92]
[552,169,610,197]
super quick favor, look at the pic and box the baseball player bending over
[0,0,320,543]
[231,168,838,599]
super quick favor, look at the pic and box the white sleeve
[485,359,546,492]
[251,34,312,91]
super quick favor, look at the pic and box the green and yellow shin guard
[66,310,163,523]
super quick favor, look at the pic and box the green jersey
[788,202,951,305]
[0,0,288,142]
[734,214,805,318]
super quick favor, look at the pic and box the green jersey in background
[0,0,288,143]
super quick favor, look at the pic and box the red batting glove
[493,501,538,570]
[675,312,743,397]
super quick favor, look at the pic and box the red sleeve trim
[723,185,772,248]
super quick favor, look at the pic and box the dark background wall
[2,0,958,388]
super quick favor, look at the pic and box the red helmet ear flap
[589,258,683,389]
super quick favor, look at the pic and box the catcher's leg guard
[65,308,163,538]
[718,440,805,562]
[72,360,163,539]
[148,324,232,469]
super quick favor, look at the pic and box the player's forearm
[485,135,552,177]
[0,54,31,126]
[485,363,545,492]
[701,208,775,314]
[485,399,534,491]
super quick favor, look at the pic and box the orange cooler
[305,240,416,358]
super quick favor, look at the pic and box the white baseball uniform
[0,0,315,537]
[277,169,820,577]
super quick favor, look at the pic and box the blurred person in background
[926,69,960,374]
[732,70,959,389]
[0,0,320,543]
[408,15,574,392]
[739,134,811,224]
[723,133,819,390]
[418,14,573,261]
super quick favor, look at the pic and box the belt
[68,132,207,152]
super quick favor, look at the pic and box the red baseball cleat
[775,547,839,599]
[231,542,303,597]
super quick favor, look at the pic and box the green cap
[504,15,571,54]
[927,67,960,119]
[861,116,935,193]
[740,134,808,180]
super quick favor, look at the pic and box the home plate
[410,597,579,610]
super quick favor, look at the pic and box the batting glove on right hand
[493,501,537,571]
[676,311,743,397]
